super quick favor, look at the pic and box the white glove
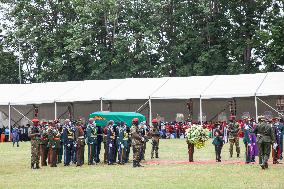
[67,144,70,147]
[121,144,124,148]
[109,143,112,147]
[141,137,145,142]
[273,143,278,150]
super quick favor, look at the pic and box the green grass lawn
[0,139,283,189]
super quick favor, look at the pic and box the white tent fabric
[256,72,284,96]
[57,79,124,102]
[11,81,82,105]
[0,72,284,105]
[0,84,38,105]
[103,78,169,100]
[201,73,268,99]
[151,76,217,99]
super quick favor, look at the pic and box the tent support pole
[54,102,57,120]
[254,95,258,123]
[199,96,203,124]
[149,96,152,126]
[8,103,11,142]
[100,98,103,111]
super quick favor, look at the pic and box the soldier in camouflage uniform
[131,118,144,167]
[28,118,41,169]
[254,116,276,169]
[150,119,160,159]
[227,116,240,157]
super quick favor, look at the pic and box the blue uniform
[63,125,75,166]
[106,125,116,164]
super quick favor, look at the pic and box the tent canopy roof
[0,72,283,105]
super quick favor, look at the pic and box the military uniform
[75,124,85,166]
[48,125,61,167]
[63,123,75,166]
[272,120,283,164]
[150,119,160,159]
[131,118,144,167]
[40,125,49,166]
[86,122,97,165]
[28,119,41,169]
[254,118,276,169]
[96,125,103,163]
[117,122,129,164]
[228,121,240,157]
[106,122,116,165]
[138,124,148,160]
[56,124,63,164]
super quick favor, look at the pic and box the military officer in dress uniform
[75,121,85,166]
[106,120,116,165]
[86,118,97,165]
[63,119,75,166]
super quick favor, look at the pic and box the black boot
[137,162,144,167]
[31,163,34,169]
[36,163,40,169]
[133,161,137,168]
[237,154,240,158]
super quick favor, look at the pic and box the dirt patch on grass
[145,159,284,166]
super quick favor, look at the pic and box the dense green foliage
[0,1,283,83]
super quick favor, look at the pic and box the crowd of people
[27,117,160,169]
[1,114,283,170]
[0,125,30,143]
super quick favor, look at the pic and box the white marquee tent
[0,72,284,140]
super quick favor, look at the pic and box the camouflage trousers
[151,140,159,158]
[31,140,40,165]
[229,137,240,156]
[133,144,142,162]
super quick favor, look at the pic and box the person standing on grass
[212,128,224,162]
[227,116,241,158]
[12,126,20,147]
[131,118,145,167]
[86,118,97,165]
[150,119,160,159]
[75,120,85,166]
[106,120,116,165]
[28,118,41,169]
[4,127,10,142]
[254,116,276,169]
